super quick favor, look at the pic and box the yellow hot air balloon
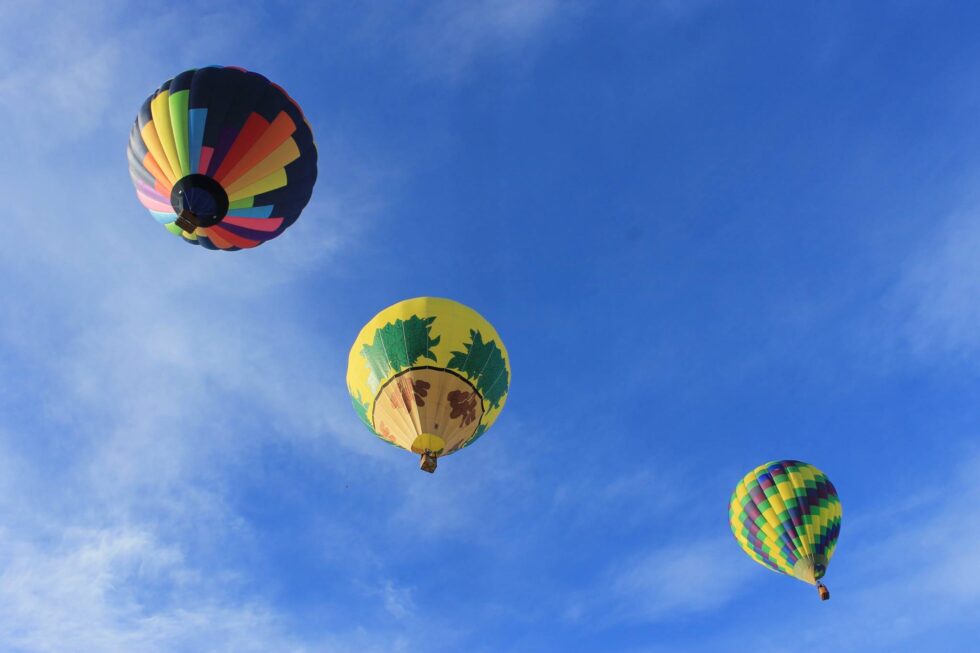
[729,460,842,600]
[347,297,510,472]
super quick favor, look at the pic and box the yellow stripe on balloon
[227,168,288,202]
[788,468,814,560]
[140,121,178,185]
[150,91,183,184]
[223,139,300,196]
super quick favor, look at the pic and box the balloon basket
[420,451,438,474]
[175,211,198,233]
[817,583,830,601]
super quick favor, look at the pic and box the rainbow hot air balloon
[127,66,317,250]
[729,460,842,600]
[347,298,510,473]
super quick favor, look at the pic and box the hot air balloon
[729,460,841,600]
[347,297,510,473]
[127,66,317,250]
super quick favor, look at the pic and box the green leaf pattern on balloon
[351,390,371,427]
[447,329,509,409]
[360,315,440,388]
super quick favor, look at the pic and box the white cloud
[0,1,274,152]
[328,0,578,81]
[812,456,980,651]
[0,2,119,146]
[601,538,753,623]
[691,448,980,653]
[563,448,980,650]
[0,522,294,653]
[0,4,403,651]
[898,208,980,360]
[551,466,685,534]
[411,0,565,77]
[0,526,429,653]
[400,0,725,80]
[376,580,417,621]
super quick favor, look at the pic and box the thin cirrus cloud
[381,0,720,80]
[559,534,753,629]
[562,450,980,651]
[604,537,753,622]
[896,207,980,360]
[0,4,585,650]
[0,1,269,149]
[405,0,569,78]
[721,449,980,653]
[2,2,978,652]
[0,527,277,653]
[0,4,400,652]
[0,527,420,653]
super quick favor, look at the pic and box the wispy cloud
[562,449,980,651]
[551,466,686,533]
[376,580,417,621]
[896,207,980,361]
[0,3,121,147]
[0,523,429,653]
[0,1,273,151]
[4,3,974,652]
[407,0,569,79]
[314,0,581,82]
[567,536,753,625]
[0,526,286,653]
[739,447,980,652]
[0,3,397,651]
[608,538,752,621]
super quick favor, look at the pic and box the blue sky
[1,1,980,651]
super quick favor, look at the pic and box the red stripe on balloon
[222,216,285,232]
[209,225,261,248]
[219,112,297,187]
[213,113,270,182]
[198,146,215,174]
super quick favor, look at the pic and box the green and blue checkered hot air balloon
[729,460,842,600]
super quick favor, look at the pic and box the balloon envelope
[347,298,510,466]
[128,66,317,250]
[729,460,841,588]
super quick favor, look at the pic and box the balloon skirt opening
[171,174,229,229]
